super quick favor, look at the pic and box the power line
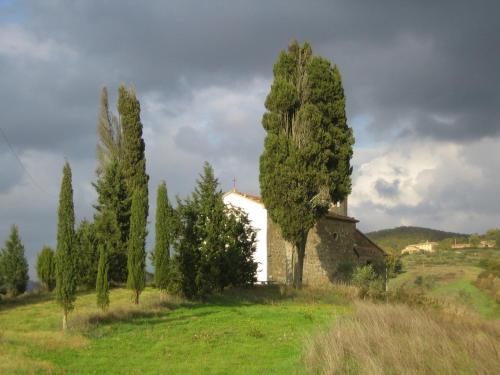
[0,126,55,197]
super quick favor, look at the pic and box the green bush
[352,265,384,299]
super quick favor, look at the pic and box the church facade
[223,190,385,286]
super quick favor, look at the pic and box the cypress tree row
[127,186,148,304]
[96,244,109,311]
[259,41,354,287]
[36,246,55,292]
[55,162,77,330]
[0,225,29,296]
[153,181,174,292]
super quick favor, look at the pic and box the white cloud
[0,24,76,61]
[351,137,500,233]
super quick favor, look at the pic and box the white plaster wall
[223,192,268,282]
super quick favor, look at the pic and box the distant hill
[366,226,468,254]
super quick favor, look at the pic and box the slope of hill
[366,226,468,253]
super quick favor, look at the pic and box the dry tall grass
[304,301,500,375]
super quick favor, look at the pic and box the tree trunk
[62,310,68,330]
[292,236,308,289]
[134,290,140,305]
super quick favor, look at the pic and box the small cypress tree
[153,181,174,292]
[55,162,77,330]
[0,225,29,296]
[127,186,148,304]
[36,246,56,291]
[96,244,109,311]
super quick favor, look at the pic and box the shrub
[351,265,384,299]
[36,246,56,292]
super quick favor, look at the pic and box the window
[333,232,339,240]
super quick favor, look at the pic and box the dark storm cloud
[1,0,500,276]
[2,0,494,153]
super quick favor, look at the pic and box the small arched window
[333,232,339,241]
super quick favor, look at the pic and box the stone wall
[267,216,361,286]
[353,230,386,266]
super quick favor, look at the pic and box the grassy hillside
[366,226,468,253]
[390,248,500,318]
[0,287,345,374]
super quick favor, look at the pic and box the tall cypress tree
[36,246,55,292]
[96,243,109,311]
[118,85,149,292]
[127,186,148,304]
[0,225,29,296]
[153,181,174,292]
[118,85,149,195]
[260,41,354,287]
[55,162,77,330]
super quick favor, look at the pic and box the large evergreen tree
[55,162,77,330]
[36,246,55,292]
[260,41,354,287]
[153,181,174,292]
[0,225,29,296]
[96,243,110,311]
[168,163,257,298]
[127,186,148,304]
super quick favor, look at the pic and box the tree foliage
[36,246,55,292]
[118,85,149,194]
[96,86,122,176]
[0,225,29,296]
[153,181,175,292]
[260,40,354,287]
[55,163,77,329]
[168,163,257,299]
[96,243,110,311]
[94,159,129,283]
[75,219,99,289]
[127,186,148,304]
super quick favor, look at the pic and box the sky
[0,0,499,277]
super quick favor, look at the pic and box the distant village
[401,239,497,254]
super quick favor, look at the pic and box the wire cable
[0,126,55,197]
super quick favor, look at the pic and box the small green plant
[352,265,384,299]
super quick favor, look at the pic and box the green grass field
[0,287,346,374]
